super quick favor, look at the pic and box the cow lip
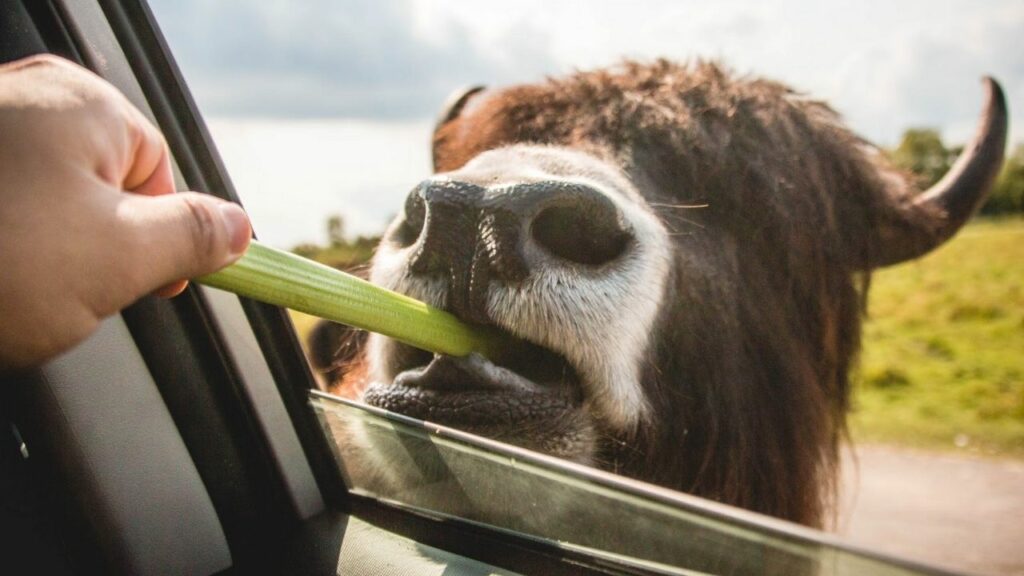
[362,330,583,425]
[394,353,549,393]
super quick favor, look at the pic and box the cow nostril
[531,202,631,266]
[394,189,427,247]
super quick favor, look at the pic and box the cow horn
[870,77,1008,268]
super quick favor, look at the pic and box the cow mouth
[362,330,583,432]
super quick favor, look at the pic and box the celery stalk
[196,241,501,358]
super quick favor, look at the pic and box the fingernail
[219,202,252,259]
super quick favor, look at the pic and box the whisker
[649,202,710,209]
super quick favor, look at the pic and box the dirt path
[837,444,1024,575]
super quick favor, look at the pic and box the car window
[146,2,1022,575]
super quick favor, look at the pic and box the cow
[310,60,1007,528]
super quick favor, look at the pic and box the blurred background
[147,1,1023,573]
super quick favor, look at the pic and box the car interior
[0,1,967,575]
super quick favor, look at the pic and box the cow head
[314,61,1007,527]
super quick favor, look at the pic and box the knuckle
[20,53,66,69]
[21,54,95,89]
[180,194,220,259]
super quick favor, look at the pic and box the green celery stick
[196,241,501,359]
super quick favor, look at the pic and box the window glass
[312,393,944,576]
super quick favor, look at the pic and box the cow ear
[433,85,486,171]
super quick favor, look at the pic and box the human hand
[0,55,252,371]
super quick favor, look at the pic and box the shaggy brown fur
[319,60,1002,528]
[431,60,923,527]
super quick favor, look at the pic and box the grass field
[850,217,1024,457]
[288,218,1024,458]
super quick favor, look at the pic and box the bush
[982,144,1024,216]
[290,214,378,273]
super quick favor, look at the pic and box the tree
[983,144,1024,216]
[327,214,346,247]
[889,128,957,188]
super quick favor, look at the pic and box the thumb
[120,192,251,297]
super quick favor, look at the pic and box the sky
[147,0,1023,247]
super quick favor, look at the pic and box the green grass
[850,217,1024,457]
[289,310,321,348]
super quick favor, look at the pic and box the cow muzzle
[365,145,672,439]
[394,178,634,324]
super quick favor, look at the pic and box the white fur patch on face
[369,145,672,433]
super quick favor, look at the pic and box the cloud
[149,0,1023,148]
[148,0,557,118]
[828,8,1024,146]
